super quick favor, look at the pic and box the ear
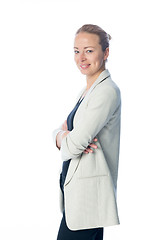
[103,47,109,61]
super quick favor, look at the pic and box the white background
[0,0,160,239]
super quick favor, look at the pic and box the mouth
[80,64,90,70]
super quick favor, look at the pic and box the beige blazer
[52,69,121,230]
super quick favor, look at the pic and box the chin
[80,71,88,75]
[78,68,88,75]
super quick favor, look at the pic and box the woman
[52,24,121,240]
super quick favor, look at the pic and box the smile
[80,64,90,70]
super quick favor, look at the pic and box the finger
[62,123,65,131]
[93,138,98,142]
[89,143,97,149]
[83,148,91,153]
[64,120,68,129]
[85,147,93,153]
[83,150,89,154]
[62,120,68,131]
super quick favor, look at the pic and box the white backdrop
[0,0,160,239]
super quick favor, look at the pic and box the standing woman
[52,24,121,240]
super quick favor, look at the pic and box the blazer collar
[78,69,110,101]
[88,69,110,91]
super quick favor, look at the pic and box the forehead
[74,32,100,48]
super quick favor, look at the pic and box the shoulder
[89,77,121,104]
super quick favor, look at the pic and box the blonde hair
[76,24,111,52]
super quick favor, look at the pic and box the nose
[79,52,86,62]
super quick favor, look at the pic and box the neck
[86,67,106,90]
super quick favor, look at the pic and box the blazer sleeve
[60,84,121,161]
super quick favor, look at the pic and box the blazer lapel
[78,69,110,102]
[64,155,81,186]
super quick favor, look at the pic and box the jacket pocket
[77,145,110,179]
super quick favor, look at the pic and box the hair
[76,24,111,52]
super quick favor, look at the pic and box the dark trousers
[57,211,103,240]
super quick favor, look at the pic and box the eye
[74,50,79,54]
[86,50,93,53]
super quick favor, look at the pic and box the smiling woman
[74,25,111,90]
[53,24,121,240]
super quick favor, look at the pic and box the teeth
[80,64,90,68]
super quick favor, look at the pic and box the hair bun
[108,33,112,41]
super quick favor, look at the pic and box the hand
[56,130,70,149]
[83,138,98,154]
[56,120,69,149]
[62,120,68,131]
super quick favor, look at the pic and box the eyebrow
[74,46,95,49]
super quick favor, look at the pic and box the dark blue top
[60,97,84,192]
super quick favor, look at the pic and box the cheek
[94,55,104,66]
[74,56,78,64]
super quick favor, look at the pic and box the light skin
[56,32,109,153]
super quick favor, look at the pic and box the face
[74,32,109,79]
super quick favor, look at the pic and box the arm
[52,120,69,150]
[52,88,86,148]
[60,85,121,161]
[56,121,98,152]
[52,124,64,147]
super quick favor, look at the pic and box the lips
[80,64,90,70]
